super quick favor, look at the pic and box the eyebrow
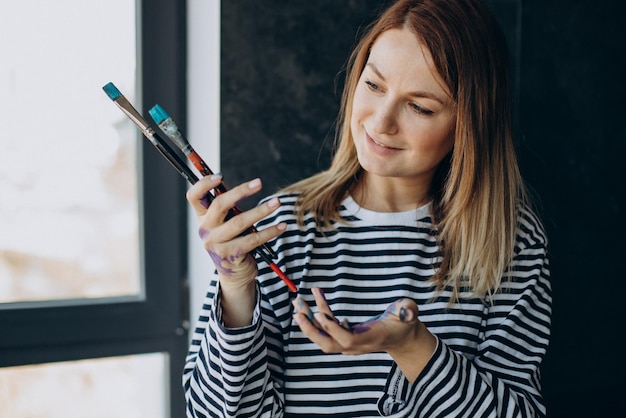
[365,63,447,105]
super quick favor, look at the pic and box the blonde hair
[283,0,526,298]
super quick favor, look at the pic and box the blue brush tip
[148,104,170,125]
[102,82,122,100]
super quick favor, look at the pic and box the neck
[352,173,432,212]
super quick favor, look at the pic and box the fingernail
[267,197,280,208]
[312,287,326,301]
[248,178,261,189]
[399,307,407,322]
[277,222,287,231]
[210,172,222,181]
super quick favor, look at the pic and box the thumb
[385,298,419,323]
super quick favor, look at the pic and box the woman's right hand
[187,174,285,326]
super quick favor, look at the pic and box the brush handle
[186,150,278,260]
[148,135,282,272]
[105,90,294,289]
[147,130,201,186]
[143,102,286,283]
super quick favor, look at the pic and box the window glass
[0,353,168,418]
[0,1,140,303]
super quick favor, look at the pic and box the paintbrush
[102,82,200,186]
[148,104,215,178]
[101,82,296,292]
[148,104,278,260]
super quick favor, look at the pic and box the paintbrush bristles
[102,82,122,101]
[148,104,194,154]
[102,82,152,133]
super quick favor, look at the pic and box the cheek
[350,85,370,129]
[438,131,455,156]
[415,119,455,155]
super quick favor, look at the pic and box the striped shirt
[183,194,551,417]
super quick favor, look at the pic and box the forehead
[367,27,450,98]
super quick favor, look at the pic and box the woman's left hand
[292,288,421,356]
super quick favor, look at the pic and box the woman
[184,0,551,416]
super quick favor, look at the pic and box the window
[0,1,140,305]
[0,1,188,416]
[0,353,168,418]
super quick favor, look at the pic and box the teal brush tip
[102,82,122,100]
[148,104,170,125]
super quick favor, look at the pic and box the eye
[365,80,381,92]
[409,102,434,116]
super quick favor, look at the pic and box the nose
[371,99,399,135]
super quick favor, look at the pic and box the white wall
[187,0,220,329]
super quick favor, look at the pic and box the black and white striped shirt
[183,194,551,417]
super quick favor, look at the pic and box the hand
[292,288,421,356]
[186,174,286,289]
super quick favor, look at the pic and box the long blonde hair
[283,0,526,297]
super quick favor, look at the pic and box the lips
[371,137,396,149]
[366,132,401,150]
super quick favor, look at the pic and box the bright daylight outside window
[0,353,168,418]
[0,2,171,417]
[0,1,140,304]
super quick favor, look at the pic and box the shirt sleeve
[377,213,552,417]
[182,275,285,418]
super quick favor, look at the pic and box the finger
[291,298,321,329]
[222,195,281,238]
[292,298,312,321]
[205,178,263,225]
[385,299,418,323]
[293,309,330,340]
[204,198,284,251]
[203,221,286,265]
[313,312,357,350]
[187,173,225,216]
[311,288,334,317]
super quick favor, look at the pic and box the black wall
[220,1,626,416]
[518,1,626,416]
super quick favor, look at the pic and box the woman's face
[350,27,456,188]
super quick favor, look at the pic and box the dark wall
[518,1,626,416]
[220,1,626,416]
[221,0,393,202]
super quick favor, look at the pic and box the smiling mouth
[368,134,400,150]
[373,138,392,148]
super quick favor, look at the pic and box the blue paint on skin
[349,303,407,335]
[234,196,251,208]
[350,312,385,335]
[200,193,213,209]
[297,300,315,324]
[207,250,235,275]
